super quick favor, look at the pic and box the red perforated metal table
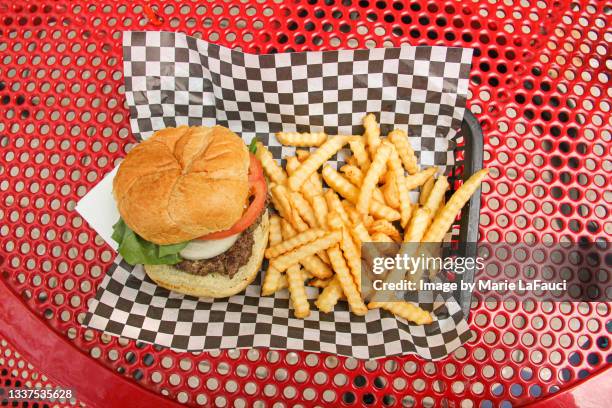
[0,1,610,407]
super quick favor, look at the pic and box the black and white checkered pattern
[84,258,472,359]
[122,31,472,168]
[83,31,473,360]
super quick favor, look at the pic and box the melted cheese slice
[179,233,240,260]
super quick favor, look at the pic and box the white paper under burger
[79,31,473,360]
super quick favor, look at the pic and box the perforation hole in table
[0,0,610,406]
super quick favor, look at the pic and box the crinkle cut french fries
[259,116,488,324]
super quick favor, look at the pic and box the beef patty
[175,214,262,279]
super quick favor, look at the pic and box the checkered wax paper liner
[82,31,473,360]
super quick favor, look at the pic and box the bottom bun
[144,211,269,298]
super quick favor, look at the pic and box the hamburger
[111,125,269,298]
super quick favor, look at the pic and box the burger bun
[113,125,250,245]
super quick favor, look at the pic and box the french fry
[387,143,413,228]
[297,251,332,279]
[393,239,424,292]
[363,113,381,158]
[372,232,394,243]
[287,264,310,318]
[292,211,310,232]
[277,274,288,290]
[271,184,309,232]
[261,263,284,296]
[373,188,386,205]
[423,169,489,242]
[276,269,309,291]
[340,227,361,290]
[348,138,371,171]
[256,142,287,185]
[434,194,446,219]
[295,149,310,162]
[399,203,420,230]
[382,235,422,293]
[288,135,351,191]
[357,143,391,215]
[318,250,331,266]
[309,278,331,288]
[302,174,323,206]
[315,277,343,313]
[281,221,333,279]
[382,171,400,209]
[269,214,283,244]
[423,176,449,218]
[287,157,322,212]
[340,164,364,186]
[419,176,435,206]
[285,156,301,175]
[368,301,432,325]
[343,201,361,226]
[270,231,341,272]
[381,210,431,288]
[369,219,402,243]
[327,211,344,230]
[322,165,360,201]
[276,131,327,147]
[351,222,372,246]
[279,220,311,318]
[324,189,351,225]
[342,201,367,222]
[287,155,322,205]
[335,165,386,205]
[356,223,385,300]
[311,194,329,231]
[322,165,399,220]
[370,200,401,221]
[365,200,400,221]
[345,155,358,167]
[403,207,431,243]
[388,129,419,174]
[261,215,284,296]
[328,245,368,315]
[305,171,323,197]
[270,184,293,223]
[290,191,318,228]
[404,167,438,191]
[265,228,327,258]
[264,114,488,320]
[279,221,299,244]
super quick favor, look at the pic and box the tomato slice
[199,155,267,240]
[248,153,264,183]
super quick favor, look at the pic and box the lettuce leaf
[111,218,189,265]
[248,137,258,154]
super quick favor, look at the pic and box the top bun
[113,125,250,245]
